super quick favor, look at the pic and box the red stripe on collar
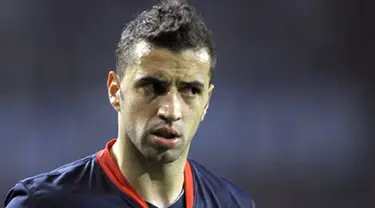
[96,138,194,208]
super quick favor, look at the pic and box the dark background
[1,0,374,207]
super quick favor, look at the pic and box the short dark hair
[115,0,216,80]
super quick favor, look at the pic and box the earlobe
[109,93,120,112]
[201,103,209,121]
[107,71,121,112]
[201,84,214,121]
[208,84,214,96]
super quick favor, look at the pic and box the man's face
[108,41,214,163]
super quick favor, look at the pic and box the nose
[157,91,182,123]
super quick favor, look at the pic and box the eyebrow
[135,75,205,88]
[135,76,169,85]
[180,80,205,89]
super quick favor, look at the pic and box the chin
[144,148,184,164]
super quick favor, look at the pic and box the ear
[107,71,121,112]
[201,84,214,121]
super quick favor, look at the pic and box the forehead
[128,41,211,82]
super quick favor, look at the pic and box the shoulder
[4,154,97,208]
[188,159,256,207]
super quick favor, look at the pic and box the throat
[146,188,185,208]
[135,171,185,207]
[111,136,187,207]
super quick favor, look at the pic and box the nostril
[158,114,180,123]
[159,114,168,122]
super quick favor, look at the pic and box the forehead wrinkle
[132,41,211,68]
[130,41,211,85]
[137,63,208,86]
[139,50,210,81]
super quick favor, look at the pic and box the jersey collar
[96,138,194,208]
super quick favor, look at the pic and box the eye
[181,86,201,96]
[143,83,166,95]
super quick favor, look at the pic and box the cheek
[121,97,148,129]
[129,98,157,131]
[184,105,204,131]
[123,94,148,115]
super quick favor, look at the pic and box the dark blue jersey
[5,139,255,208]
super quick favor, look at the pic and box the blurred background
[1,0,374,207]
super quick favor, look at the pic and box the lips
[150,127,181,139]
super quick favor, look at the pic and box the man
[5,0,255,207]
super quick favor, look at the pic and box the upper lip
[150,126,181,138]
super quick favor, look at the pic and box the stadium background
[1,0,374,207]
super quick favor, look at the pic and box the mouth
[149,127,182,149]
[150,127,181,139]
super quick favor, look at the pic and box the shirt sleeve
[4,182,34,208]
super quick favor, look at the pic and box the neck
[110,132,188,207]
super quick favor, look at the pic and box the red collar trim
[96,139,194,208]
